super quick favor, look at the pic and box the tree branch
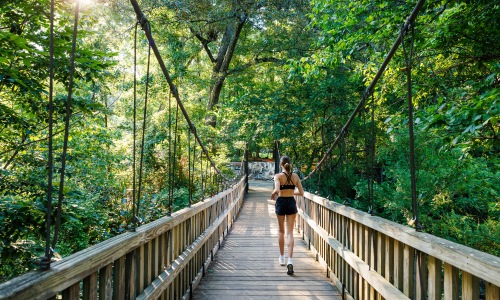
[429,1,451,23]
[227,57,285,75]
[190,28,216,63]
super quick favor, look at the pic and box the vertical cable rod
[303,0,427,181]
[137,44,152,222]
[52,0,80,249]
[401,23,421,231]
[42,0,56,270]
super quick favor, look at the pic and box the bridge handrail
[0,177,247,300]
[297,192,500,300]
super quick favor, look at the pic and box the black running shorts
[275,196,297,216]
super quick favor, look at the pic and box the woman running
[270,156,304,275]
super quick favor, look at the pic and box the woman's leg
[277,215,285,256]
[285,213,297,259]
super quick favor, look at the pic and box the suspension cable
[137,44,152,223]
[342,133,348,201]
[362,101,370,210]
[171,98,180,214]
[274,140,280,175]
[200,147,204,201]
[401,22,421,232]
[368,93,376,215]
[130,22,139,230]
[41,0,56,271]
[52,0,80,250]
[205,153,209,197]
[192,128,196,202]
[303,0,427,181]
[188,127,192,206]
[168,91,172,214]
[129,0,229,181]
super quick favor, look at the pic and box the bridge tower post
[274,140,280,175]
[244,142,249,193]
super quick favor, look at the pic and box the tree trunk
[205,13,247,128]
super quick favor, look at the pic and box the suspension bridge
[0,0,499,299]
[1,176,499,299]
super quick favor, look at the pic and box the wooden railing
[0,177,246,300]
[296,192,500,300]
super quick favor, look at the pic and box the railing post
[274,140,280,175]
[244,143,249,193]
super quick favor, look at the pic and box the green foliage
[1,0,499,284]
[0,195,45,281]
[291,0,499,256]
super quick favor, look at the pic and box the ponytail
[280,156,292,173]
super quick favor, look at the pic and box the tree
[287,0,500,255]
[141,0,312,128]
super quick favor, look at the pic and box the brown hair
[280,156,292,173]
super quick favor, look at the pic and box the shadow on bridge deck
[193,180,341,299]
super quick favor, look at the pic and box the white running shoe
[278,256,285,266]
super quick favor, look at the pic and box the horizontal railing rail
[296,192,500,300]
[0,177,246,300]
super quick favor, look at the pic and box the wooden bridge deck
[193,180,341,299]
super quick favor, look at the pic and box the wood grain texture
[444,263,459,300]
[427,256,442,300]
[99,264,113,300]
[0,178,245,300]
[83,272,97,300]
[2,178,498,300]
[304,192,500,287]
[298,205,410,300]
[193,181,341,299]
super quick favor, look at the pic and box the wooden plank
[358,222,365,299]
[165,230,172,269]
[135,182,246,299]
[304,192,500,286]
[415,251,427,300]
[154,236,160,277]
[394,240,404,291]
[192,180,341,300]
[0,178,246,300]
[83,272,98,300]
[444,262,458,300]
[353,221,360,299]
[486,282,499,300]
[113,256,126,300]
[62,282,79,300]
[353,218,359,257]
[137,244,145,293]
[99,264,113,300]
[427,256,442,300]
[298,207,410,300]
[403,244,414,298]
[385,237,394,285]
[126,251,136,299]
[146,240,153,285]
[364,225,370,297]
[377,232,385,276]
[462,271,479,300]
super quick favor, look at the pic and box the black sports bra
[280,172,296,190]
